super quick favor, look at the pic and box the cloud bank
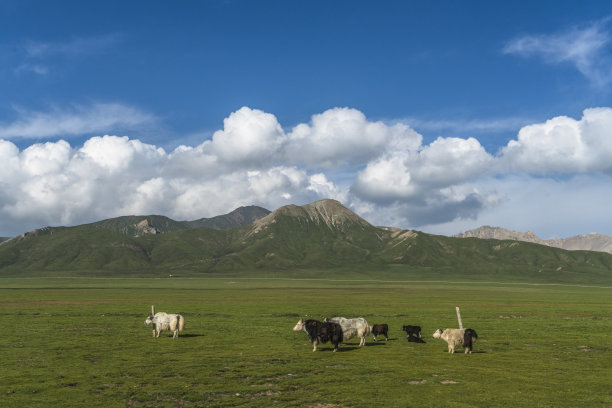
[2,106,612,238]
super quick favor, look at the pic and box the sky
[2,0,612,239]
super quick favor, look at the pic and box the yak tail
[177,315,185,332]
[464,328,478,346]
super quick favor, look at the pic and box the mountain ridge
[455,225,612,255]
[1,199,611,285]
[1,205,271,245]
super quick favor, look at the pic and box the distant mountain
[455,226,612,255]
[1,200,611,285]
[2,205,272,243]
[88,215,186,236]
[91,205,271,236]
[455,226,546,244]
[186,206,271,230]
[546,233,612,254]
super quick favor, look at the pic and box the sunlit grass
[1,276,610,407]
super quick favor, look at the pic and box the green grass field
[1,275,611,407]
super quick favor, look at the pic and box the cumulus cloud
[209,107,285,165]
[500,107,612,174]
[351,135,494,227]
[285,107,421,168]
[503,19,612,85]
[2,105,612,238]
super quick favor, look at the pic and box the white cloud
[414,137,493,185]
[504,19,612,85]
[21,140,72,176]
[2,105,612,239]
[500,107,612,174]
[210,107,285,165]
[285,107,421,168]
[352,154,415,201]
[351,136,493,211]
[79,135,166,173]
[0,103,157,140]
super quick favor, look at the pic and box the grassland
[1,274,611,407]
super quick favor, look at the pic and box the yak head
[292,319,305,332]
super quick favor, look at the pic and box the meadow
[1,275,611,407]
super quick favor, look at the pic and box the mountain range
[1,199,611,284]
[454,226,612,255]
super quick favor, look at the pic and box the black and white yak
[433,328,478,353]
[293,318,343,352]
[324,317,370,347]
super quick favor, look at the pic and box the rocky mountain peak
[250,199,371,234]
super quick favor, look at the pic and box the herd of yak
[291,317,478,354]
[144,306,478,354]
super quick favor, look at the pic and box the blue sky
[2,0,612,239]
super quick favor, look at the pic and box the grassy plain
[1,274,611,407]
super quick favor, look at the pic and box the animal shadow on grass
[373,337,399,342]
[438,350,486,354]
[336,345,359,352]
[176,333,204,338]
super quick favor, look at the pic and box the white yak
[145,305,184,338]
[433,328,478,354]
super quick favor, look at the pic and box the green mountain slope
[82,206,271,236]
[185,206,271,230]
[1,199,611,284]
